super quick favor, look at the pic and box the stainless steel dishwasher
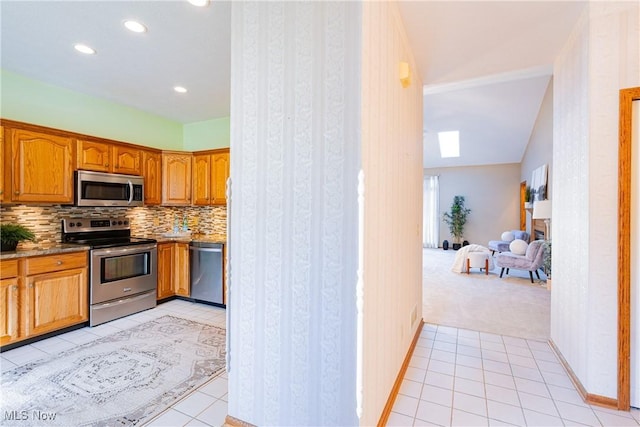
[189,242,224,306]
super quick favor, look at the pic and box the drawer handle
[57,260,63,265]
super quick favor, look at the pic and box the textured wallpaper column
[227,2,361,425]
[552,1,640,398]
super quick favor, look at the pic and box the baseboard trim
[548,339,618,410]
[224,415,256,427]
[377,320,425,427]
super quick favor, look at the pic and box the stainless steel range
[62,217,157,326]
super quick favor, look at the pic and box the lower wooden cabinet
[0,252,88,347]
[156,242,190,299]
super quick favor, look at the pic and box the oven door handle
[92,243,157,257]
[127,180,134,205]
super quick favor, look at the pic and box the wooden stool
[466,252,489,275]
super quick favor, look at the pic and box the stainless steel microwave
[75,170,144,207]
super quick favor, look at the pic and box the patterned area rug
[1,315,226,426]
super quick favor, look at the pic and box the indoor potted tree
[443,195,471,250]
[524,186,533,209]
[1,223,36,251]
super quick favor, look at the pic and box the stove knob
[118,221,123,225]
[112,221,117,226]
[69,222,75,228]
[124,220,129,225]
[77,222,83,227]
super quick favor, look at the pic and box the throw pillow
[510,239,528,255]
[501,231,515,242]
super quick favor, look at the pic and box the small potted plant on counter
[1,223,36,252]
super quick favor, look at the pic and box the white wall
[360,2,423,425]
[227,2,361,424]
[552,1,640,399]
[425,163,521,247]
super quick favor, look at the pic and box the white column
[227,2,361,425]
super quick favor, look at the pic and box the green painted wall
[1,69,183,150]
[183,117,230,150]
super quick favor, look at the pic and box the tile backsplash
[0,204,227,247]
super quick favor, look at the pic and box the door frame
[519,181,527,231]
[618,86,640,410]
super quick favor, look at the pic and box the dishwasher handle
[190,247,222,253]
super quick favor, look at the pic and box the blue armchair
[488,230,530,254]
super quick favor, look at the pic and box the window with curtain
[423,175,439,248]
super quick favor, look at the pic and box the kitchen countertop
[0,234,226,260]
[0,243,91,260]
[144,233,227,245]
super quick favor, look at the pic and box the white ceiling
[1,0,231,124]
[1,1,586,167]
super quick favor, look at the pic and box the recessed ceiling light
[74,44,96,55]
[124,20,147,33]
[438,131,460,158]
[174,86,188,93]
[188,0,209,6]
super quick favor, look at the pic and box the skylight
[438,131,460,158]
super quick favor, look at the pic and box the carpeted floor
[1,315,226,426]
[423,248,550,341]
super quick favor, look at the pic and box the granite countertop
[148,233,227,245]
[0,243,91,260]
[0,234,226,260]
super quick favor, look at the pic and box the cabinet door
[173,243,190,297]
[0,125,5,203]
[211,150,230,205]
[76,139,111,172]
[157,243,174,300]
[162,153,192,205]
[142,150,162,205]
[25,267,88,337]
[10,128,74,203]
[192,154,211,205]
[112,145,141,175]
[0,278,20,345]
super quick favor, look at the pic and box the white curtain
[423,175,440,248]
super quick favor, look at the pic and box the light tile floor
[3,303,640,427]
[0,299,228,427]
[388,323,640,427]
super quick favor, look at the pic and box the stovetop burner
[61,217,156,249]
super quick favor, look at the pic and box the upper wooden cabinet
[111,144,141,175]
[1,125,5,203]
[162,152,192,205]
[77,139,141,175]
[211,150,230,205]
[142,150,162,205]
[192,148,230,206]
[9,128,74,203]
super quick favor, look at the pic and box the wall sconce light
[399,62,411,88]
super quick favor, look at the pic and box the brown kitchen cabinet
[157,243,175,300]
[156,242,190,300]
[0,125,5,203]
[8,127,74,203]
[192,148,230,206]
[162,152,192,205]
[0,259,19,345]
[0,251,88,347]
[77,139,142,175]
[142,149,162,205]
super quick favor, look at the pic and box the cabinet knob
[57,260,63,265]
[105,163,109,167]
[29,284,34,288]
[0,190,3,195]
[12,286,17,291]
[14,191,20,195]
